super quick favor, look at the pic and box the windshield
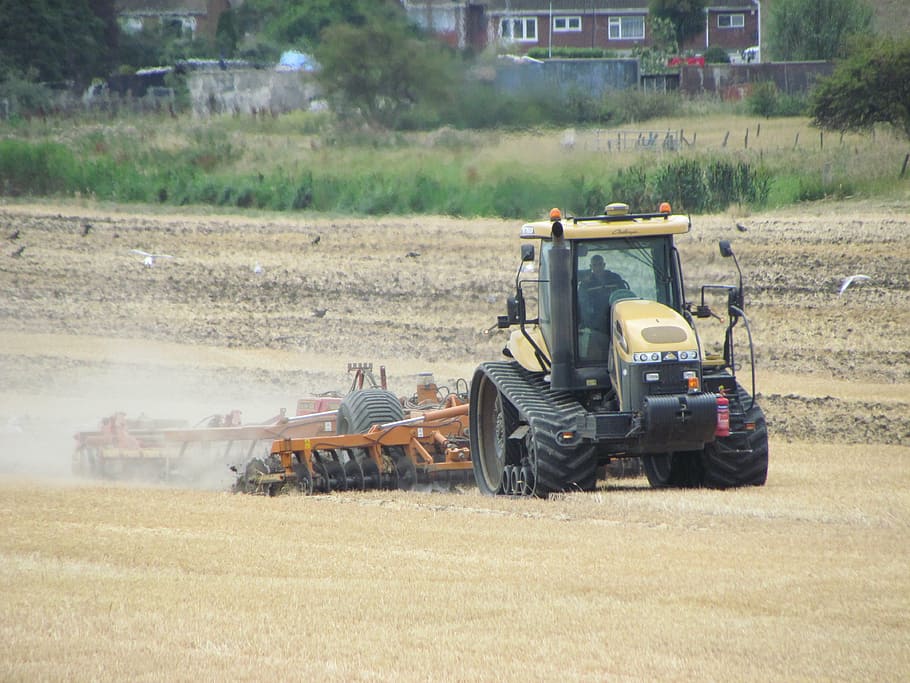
[575,236,676,363]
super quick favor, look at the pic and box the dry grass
[1,439,908,682]
[0,200,908,680]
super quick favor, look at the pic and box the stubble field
[0,200,908,681]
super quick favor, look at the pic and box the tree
[810,38,910,140]
[313,18,458,129]
[236,0,404,53]
[0,0,109,84]
[649,0,707,48]
[769,0,873,61]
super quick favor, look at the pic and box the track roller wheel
[519,464,534,496]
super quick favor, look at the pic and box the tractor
[469,202,769,496]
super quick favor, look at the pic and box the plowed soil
[1,200,907,470]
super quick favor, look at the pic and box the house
[402,1,760,61]
[115,0,235,41]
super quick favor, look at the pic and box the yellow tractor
[470,203,768,496]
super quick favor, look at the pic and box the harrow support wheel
[336,389,405,434]
[336,388,407,492]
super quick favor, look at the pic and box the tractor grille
[642,362,698,396]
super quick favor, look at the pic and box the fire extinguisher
[715,387,730,437]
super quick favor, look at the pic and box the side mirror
[719,239,733,258]
[521,244,535,262]
[501,294,525,327]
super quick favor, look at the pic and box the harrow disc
[389,447,417,491]
[292,461,314,495]
[240,457,279,496]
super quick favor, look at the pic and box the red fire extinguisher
[715,387,730,437]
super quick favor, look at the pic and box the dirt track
[0,200,908,478]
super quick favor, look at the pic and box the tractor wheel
[701,394,769,488]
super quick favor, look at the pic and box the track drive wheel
[470,372,520,495]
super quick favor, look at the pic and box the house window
[553,16,582,32]
[608,16,645,40]
[500,17,538,42]
[717,13,745,29]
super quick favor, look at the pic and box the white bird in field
[838,274,871,296]
[252,262,263,274]
[131,249,173,267]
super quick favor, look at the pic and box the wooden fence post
[900,153,910,179]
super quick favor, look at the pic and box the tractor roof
[520,207,690,241]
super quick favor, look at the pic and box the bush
[0,70,54,118]
[704,46,731,64]
[526,47,618,59]
[747,82,779,118]
[605,90,678,125]
[0,140,79,195]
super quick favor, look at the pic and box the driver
[579,254,626,330]
[581,254,625,292]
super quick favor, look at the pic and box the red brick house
[116,0,234,41]
[402,0,760,60]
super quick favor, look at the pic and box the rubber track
[479,361,597,494]
[701,384,769,488]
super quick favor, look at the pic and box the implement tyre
[336,389,405,433]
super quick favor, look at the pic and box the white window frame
[500,17,538,42]
[553,16,582,33]
[608,15,645,41]
[717,13,745,29]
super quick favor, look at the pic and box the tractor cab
[498,203,696,408]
